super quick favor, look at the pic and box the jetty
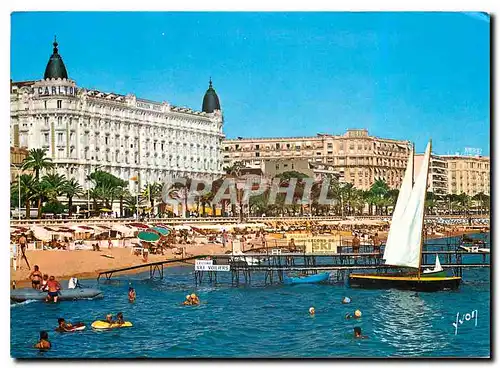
[97,255,206,280]
[97,243,490,286]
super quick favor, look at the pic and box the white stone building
[10,38,225,189]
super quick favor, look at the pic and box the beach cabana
[129,223,150,229]
[111,224,136,238]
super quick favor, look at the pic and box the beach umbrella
[137,231,160,242]
[152,226,170,236]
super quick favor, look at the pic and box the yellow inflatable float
[91,320,133,330]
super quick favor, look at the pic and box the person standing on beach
[372,233,381,255]
[18,234,30,269]
[29,265,43,289]
[108,237,113,249]
[221,230,227,248]
[352,234,360,254]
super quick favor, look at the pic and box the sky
[11,12,490,155]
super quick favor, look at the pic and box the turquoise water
[11,234,490,358]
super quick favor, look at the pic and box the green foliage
[42,200,66,214]
[21,148,54,180]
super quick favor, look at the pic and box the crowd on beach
[10,216,489,284]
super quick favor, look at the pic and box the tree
[88,170,127,212]
[142,182,163,215]
[62,178,84,216]
[22,148,54,181]
[368,179,389,215]
[473,192,490,215]
[12,174,38,218]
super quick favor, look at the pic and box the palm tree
[22,148,54,181]
[36,173,66,218]
[40,173,67,201]
[472,192,490,215]
[12,174,38,218]
[62,178,83,216]
[368,179,389,215]
[142,182,163,216]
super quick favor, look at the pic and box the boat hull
[284,272,330,285]
[11,288,103,302]
[349,274,461,292]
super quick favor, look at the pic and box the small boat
[283,272,330,285]
[459,245,490,254]
[422,255,447,278]
[11,288,103,302]
[230,251,265,266]
[349,141,461,291]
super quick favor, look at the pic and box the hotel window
[276,143,280,149]
[256,145,260,150]
[44,101,47,109]
[256,152,260,157]
[44,133,49,144]
[57,133,63,145]
[57,100,62,109]
[57,117,62,127]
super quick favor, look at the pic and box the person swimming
[128,287,136,302]
[56,318,73,332]
[190,293,200,305]
[116,312,125,325]
[183,295,192,305]
[309,307,315,316]
[34,331,51,350]
[353,326,368,339]
[183,294,200,305]
[345,310,362,319]
[342,297,351,304]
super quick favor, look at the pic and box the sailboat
[349,141,461,291]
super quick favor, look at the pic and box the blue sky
[11,12,490,155]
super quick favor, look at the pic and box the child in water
[353,327,368,339]
[345,310,362,319]
[34,331,51,350]
[128,287,136,302]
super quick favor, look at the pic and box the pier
[97,245,490,286]
[97,255,206,281]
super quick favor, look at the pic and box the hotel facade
[223,129,412,190]
[10,39,225,189]
[442,155,490,196]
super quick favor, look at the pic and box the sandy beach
[11,226,484,288]
[11,242,226,287]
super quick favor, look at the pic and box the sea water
[11,234,490,358]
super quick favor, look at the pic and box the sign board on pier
[285,234,341,254]
[195,259,230,272]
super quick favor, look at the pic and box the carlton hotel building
[10,39,225,189]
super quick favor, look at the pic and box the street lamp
[10,163,21,221]
[236,179,246,223]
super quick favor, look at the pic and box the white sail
[435,254,442,271]
[384,142,431,268]
[383,145,414,260]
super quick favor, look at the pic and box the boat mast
[411,142,415,187]
[417,140,432,278]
